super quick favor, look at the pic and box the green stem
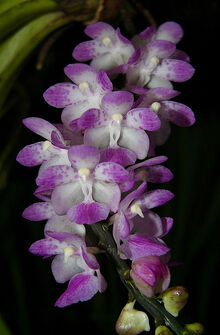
[90,222,189,335]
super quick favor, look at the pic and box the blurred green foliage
[0,0,219,334]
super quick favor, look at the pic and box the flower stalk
[90,221,189,335]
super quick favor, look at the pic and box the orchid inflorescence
[17,21,197,333]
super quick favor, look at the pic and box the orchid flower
[72,21,135,71]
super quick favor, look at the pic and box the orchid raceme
[17,19,199,335]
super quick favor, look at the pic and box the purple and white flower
[137,87,195,146]
[29,231,107,307]
[22,201,86,237]
[72,21,135,71]
[79,90,161,161]
[16,117,79,169]
[43,63,113,130]
[120,155,173,192]
[111,181,174,260]
[36,145,129,224]
[125,40,195,89]
[132,21,190,63]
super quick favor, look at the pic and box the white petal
[119,127,149,160]
[51,181,84,215]
[93,180,121,212]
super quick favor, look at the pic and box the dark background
[0,0,219,334]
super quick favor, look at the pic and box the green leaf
[0,11,74,117]
[0,314,12,335]
[0,0,28,15]
[0,0,59,40]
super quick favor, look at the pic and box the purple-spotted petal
[153,59,195,82]
[156,21,183,44]
[160,101,195,126]
[68,145,100,170]
[97,69,113,93]
[22,202,54,221]
[55,273,99,307]
[138,189,174,209]
[145,40,176,59]
[36,165,76,188]
[144,165,174,183]
[29,237,66,257]
[16,142,52,166]
[139,87,180,106]
[129,156,168,171]
[119,172,135,193]
[101,91,134,117]
[73,40,107,62]
[119,127,149,160]
[23,117,64,142]
[43,83,82,108]
[46,231,84,246]
[77,109,106,130]
[67,201,109,224]
[94,162,129,183]
[120,234,170,260]
[85,21,115,39]
[126,107,161,131]
[64,63,97,85]
[100,147,136,167]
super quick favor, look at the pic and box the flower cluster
[17,21,195,311]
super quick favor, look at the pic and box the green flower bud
[155,325,173,335]
[184,322,205,334]
[115,300,150,335]
[161,286,189,317]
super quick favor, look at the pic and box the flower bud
[184,322,205,334]
[155,325,173,335]
[130,256,170,297]
[161,286,188,317]
[115,300,150,335]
